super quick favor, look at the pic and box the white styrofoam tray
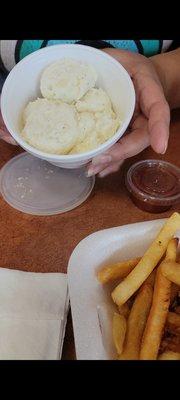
[68,218,168,360]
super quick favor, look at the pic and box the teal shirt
[0,40,173,83]
[17,39,169,62]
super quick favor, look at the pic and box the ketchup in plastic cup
[125,160,180,213]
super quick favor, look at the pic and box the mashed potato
[76,112,96,143]
[69,130,101,154]
[69,109,121,154]
[40,58,97,104]
[75,88,112,113]
[21,98,78,154]
[95,110,121,142]
[21,59,121,155]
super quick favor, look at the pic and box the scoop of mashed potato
[76,112,96,143]
[69,130,100,154]
[95,110,121,143]
[40,58,97,104]
[21,98,79,154]
[69,87,121,154]
[69,109,121,154]
[75,88,112,113]
[21,59,122,155]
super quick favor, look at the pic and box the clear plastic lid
[0,152,95,215]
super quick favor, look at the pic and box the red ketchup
[125,160,180,213]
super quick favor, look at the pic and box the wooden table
[0,111,180,360]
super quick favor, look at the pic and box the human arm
[151,48,180,110]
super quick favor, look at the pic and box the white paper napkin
[0,267,69,360]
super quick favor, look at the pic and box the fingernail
[92,154,112,165]
[8,138,17,145]
[0,135,17,145]
[86,169,95,177]
[161,142,167,154]
[86,164,106,177]
[99,170,109,178]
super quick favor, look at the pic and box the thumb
[0,129,17,145]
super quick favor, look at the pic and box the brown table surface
[0,111,180,360]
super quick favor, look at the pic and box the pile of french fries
[97,212,180,360]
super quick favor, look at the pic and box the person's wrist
[150,54,173,108]
[150,54,171,106]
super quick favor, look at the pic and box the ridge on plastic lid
[125,159,180,213]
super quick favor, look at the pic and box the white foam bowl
[1,44,135,169]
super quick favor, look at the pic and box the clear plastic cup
[125,159,180,213]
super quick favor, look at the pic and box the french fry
[118,297,135,318]
[170,284,180,304]
[140,269,171,360]
[161,237,180,284]
[161,261,180,286]
[166,237,178,260]
[167,312,180,328]
[160,329,180,353]
[145,270,157,288]
[140,238,178,360]
[118,303,130,318]
[158,351,180,360]
[112,213,180,307]
[97,257,140,284]
[118,284,153,360]
[112,313,127,355]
